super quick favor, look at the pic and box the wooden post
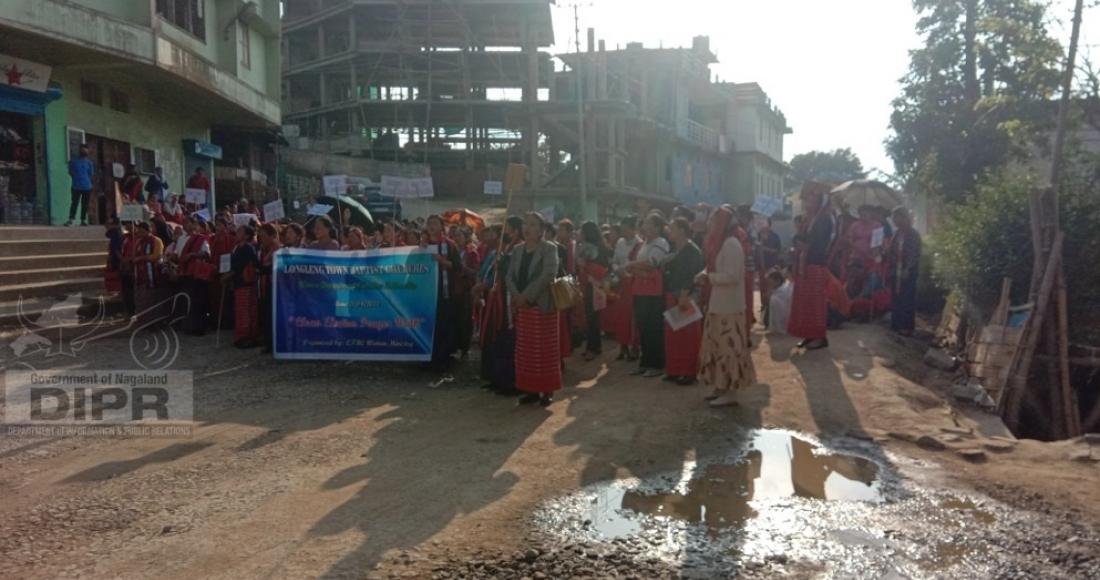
[1028,189,1044,299]
[1056,269,1080,436]
[1002,232,1064,430]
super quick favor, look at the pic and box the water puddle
[590,430,882,538]
[535,429,1010,578]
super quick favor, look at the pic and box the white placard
[322,174,348,196]
[412,177,435,198]
[118,204,144,222]
[292,200,301,209]
[0,53,52,92]
[112,163,125,179]
[750,195,783,217]
[483,180,503,196]
[219,254,231,274]
[192,208,211,222]
[381,175,420,199]
[871,227,885,249]
[263,199,285,222]
[308,203,334,217]
[184,187,206,205]
[233,213,257,227]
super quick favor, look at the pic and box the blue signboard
[272,247,439,361]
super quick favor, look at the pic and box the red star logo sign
[5,64,24,86]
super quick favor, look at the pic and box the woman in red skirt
[506,212,562,407]
[662,217,706,385]
[225,224,261,349]
[611,215,642,360]
[788,183,835,350]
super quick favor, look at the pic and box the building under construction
[521,33,792,218]
[281,0,554,195]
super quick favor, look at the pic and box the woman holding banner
[424,215,461,371]
[257,223,281,353]
[507,212,561,407]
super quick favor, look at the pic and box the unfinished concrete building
[281,0,554,194]
[523,33,790,218]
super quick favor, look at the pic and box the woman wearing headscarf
[625,212,671,378]
[788,183,835,350]
[507,212,562,406]
[662,217,706,385]
[577,221,612,361]
[696,205,757,407]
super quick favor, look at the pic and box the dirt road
[1,321,1098,579]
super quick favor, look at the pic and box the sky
[550,0,1098,179]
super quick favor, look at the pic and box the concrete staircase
[0,226,118,328]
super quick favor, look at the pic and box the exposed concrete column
[319,72,327,106]
[318,21,326,59]
[607,117,617,187]
[597,40,607,100]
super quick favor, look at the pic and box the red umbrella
[442,209,486,232]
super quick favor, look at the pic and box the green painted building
[0,0,281,225]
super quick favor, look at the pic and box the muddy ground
[0,318,1098,579]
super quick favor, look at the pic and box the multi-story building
[281,0,554,195]
[0,0,281,225]
[726,82,791,204]
[524,34,790,219]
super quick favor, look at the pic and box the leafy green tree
[888,0,1062,202]
[788,148,866,185]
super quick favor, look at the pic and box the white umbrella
[830,180,904,211]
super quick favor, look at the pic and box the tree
[887,0,1062,202]
[788,148,866,185]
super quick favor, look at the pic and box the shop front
[0,53,60,225]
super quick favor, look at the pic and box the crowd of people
[101,181,922,410]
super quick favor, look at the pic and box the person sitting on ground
[766,269,793,335]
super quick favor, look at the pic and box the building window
[239,22,252,69]
[156,0,206,42]
[67,128,86,161]
[109,89,130,113]
[133,147,158,175]
[80,80,102,106]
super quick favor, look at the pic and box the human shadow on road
[305,397,550,578]
[60,442,214,483]
[789,347,864,437]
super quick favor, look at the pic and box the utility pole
[573,2,590,220]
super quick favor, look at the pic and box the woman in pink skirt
[506,212,562,407]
